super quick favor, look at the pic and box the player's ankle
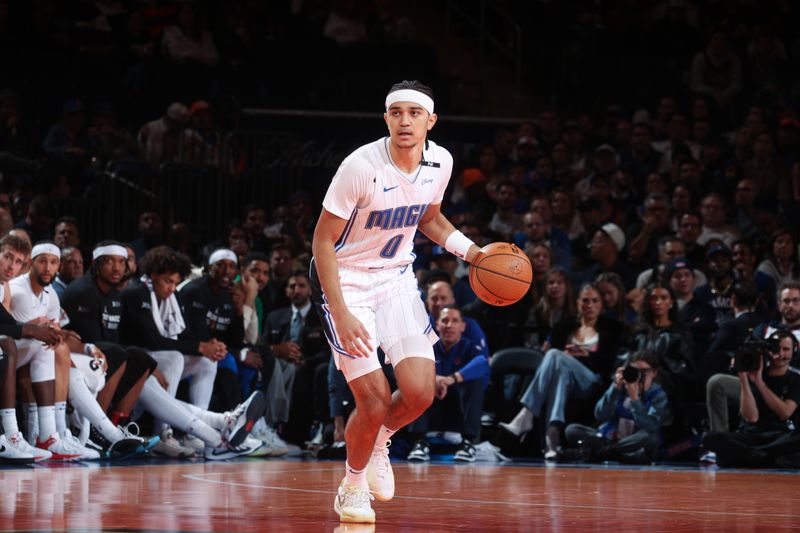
[345,461,369,488]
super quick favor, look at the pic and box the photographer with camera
[702,330,800,467]
[564,350,671,464]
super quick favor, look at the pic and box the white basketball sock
[68,368,125,442]
[373,425,397,451]
[38,405,56,439]
[1,408,18,436]
[140,376,222,446]
[178,399,226,430]
[345,461,368,489]
[54,401,68,433]
[23,403,38,441]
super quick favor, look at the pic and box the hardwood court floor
[0,458,798,532]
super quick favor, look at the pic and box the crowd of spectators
[0,1,797,468]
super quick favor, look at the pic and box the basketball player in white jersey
[311,80,482,523]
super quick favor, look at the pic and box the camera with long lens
[622,364,642,384]
[733,340,777,373]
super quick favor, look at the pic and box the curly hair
[139,245,191,279]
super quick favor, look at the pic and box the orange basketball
[469,242,533,306]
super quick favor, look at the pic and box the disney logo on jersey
[364,204,429,230]
[420,178,433,186]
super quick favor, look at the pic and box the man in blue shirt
[407,305,490,463]
[426,280,489,358]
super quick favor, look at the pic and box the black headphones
[767,329,800,362]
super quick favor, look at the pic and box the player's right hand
[334,311,373,357]
[23,322,61,346]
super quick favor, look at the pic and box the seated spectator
[730,239,775,311]
[264,243,294,310]
[527,243,554,293]
[427,246,475,306]
[87,102,140,165]
[757,228,800,289]
[240,251,271,340]
[565,350,672,464]
[53,216,82,253]
[702,332,800,468]
[487,181,523,242]
[241,204,271,254]
[0,88,36,157]
[732,178,764,239]
[406,305,489,463]
[323,0,368,44]
[549,188,584,240]
[42,99,87,160]
[666,258,698,310]
[523,268,575,349]
[689,31,742,115]
[161,4,219,66]
[618,123,664,183]
[595,272,637,325]
[426,280,488,357]
[52,246,83,298]
[499,283,624,460]
[626,193,675,268]
[137,102,188,166]
[14,195,55,245]
[743,132,791,203]
[635,235,707,289]
[694,244,736,322]
[677,210,706,268]
[697,192,740,248]
[629,283,695,404]
[670,184,693,231]
[178,100,221,166]
[262,269,327,449]
[128,210,164,260]
[654,114,702,173]
[514,210,571,272]
[579,223,636,290]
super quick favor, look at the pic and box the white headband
[93,244,128,260]
[209,249,237,266]
[385,89,434,115]
[31,243,60,259]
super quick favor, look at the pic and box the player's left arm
[418,203,481,264]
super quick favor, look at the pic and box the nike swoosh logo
[211,448,234,456]
[383,185,399,192]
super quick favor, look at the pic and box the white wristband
[444,230,475,260]
[84,343,95,356]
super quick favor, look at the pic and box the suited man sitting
[263,269,329,442]
[705,281,766,435]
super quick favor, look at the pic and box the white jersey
[9,273,61,323]
[322,137,453,271]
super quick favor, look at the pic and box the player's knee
[404,380,435,414]
[0,336,17,365]
[201,356,217,374]
[54,343,71,363]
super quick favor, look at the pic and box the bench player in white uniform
[311,80,482,523]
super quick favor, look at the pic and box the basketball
[469,242,533,306]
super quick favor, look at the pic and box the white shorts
[70,353,107,394]
[15,339,55,383]
[310,260,438,382]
